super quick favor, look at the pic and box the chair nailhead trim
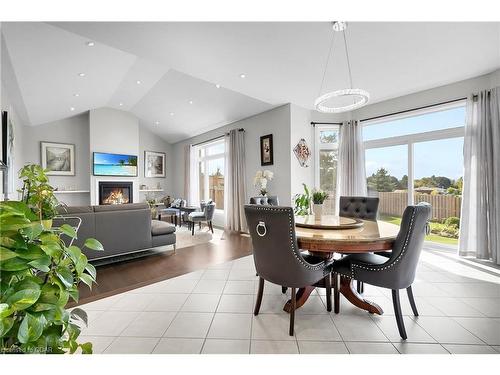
[249,206,324,271]
[350,206,418,279]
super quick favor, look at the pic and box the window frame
[362,100,466,206]
[193,137,226,212]
[314,124,340,198]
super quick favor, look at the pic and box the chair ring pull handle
[256,221,267,237]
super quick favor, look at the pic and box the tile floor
[78,243,500,354]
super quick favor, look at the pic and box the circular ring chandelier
[314,22,369,113]
[314,89,370,113]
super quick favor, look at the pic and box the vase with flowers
[253,170,274,196]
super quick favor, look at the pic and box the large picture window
[194,138,225,211]
[363,102,466,245]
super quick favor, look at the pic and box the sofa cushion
[151,220,176,236]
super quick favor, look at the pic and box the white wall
[22,113,90,206]
[89,107,140,205]
[138,123,174,201]
[290,104,314,197]
[171,104,292,226]
[353,70,500,120]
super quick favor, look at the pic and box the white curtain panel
[459,88,500,264]
[336,120,367,210]
[183,144,190,200]
[188,145,199,207]
[224,129,247,232]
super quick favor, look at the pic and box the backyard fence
[378,192,462,221]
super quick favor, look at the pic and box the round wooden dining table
[283,215,400,315]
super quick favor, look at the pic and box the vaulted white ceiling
[2,22,500,143]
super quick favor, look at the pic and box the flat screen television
[93,152,138,177]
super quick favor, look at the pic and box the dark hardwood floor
[72,230,252,306]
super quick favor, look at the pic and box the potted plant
[312,189,329,220]
[1,164,104,354]
[145,194,158,219]
[253,170,274,196]
[294,183,311,216]
[18,164,60,229]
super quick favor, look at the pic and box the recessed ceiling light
[189,100,193,104]
[119,102,123,106]
[70,107,75,111]
[73,93,79,97]
[215,84,221,89]
[239,73,246,79]
[86,41,95,47]
[136,80,142,84]
[170,112,174,116]
[78,73,86,77]
[155,121,160,125]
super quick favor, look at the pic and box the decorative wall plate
[293,138,311,167]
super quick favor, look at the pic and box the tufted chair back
[339,196,379,220]
[244,205,329,288]
[349,203,431,290]
[249,196,280,206]
[203,202,216,221]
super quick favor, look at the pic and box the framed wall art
[145,151,166,178]
[41,141,75,175]
[260,134,273,166]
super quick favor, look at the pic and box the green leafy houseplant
[312,190,329,205]
[18,165,60,227]
[294,183,311,216]
[1,165,104,354]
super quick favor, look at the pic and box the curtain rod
[360,96,476,123]
[310,121,343,126]
[192,128,245,147]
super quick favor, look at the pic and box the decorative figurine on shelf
[253,170,274,196]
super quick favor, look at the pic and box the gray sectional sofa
[56,203,176,261]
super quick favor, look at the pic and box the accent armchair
[188,201,216,235]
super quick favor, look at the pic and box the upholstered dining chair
[188,201,216,235]
[249,196,280,206]
[244,205,333,336]
[330,202,431,340]
[161,198,186,225]
[338,196,380,293]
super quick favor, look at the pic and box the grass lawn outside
[379,215,459,246]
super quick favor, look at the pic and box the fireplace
[98,181,133,205]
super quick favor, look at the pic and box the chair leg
[406,285,419,316]
[333,273,340,314]
[392,289,407,340]
[191,222,195,235]
[199,222,202,229]
[210,221,214,233]
[281,286,287,294]
[356,281,364,294]
[289,287,296,336]
[254,277,265,315]
[325,273,332,312]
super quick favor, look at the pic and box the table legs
[283,275,383,315]
[283,286,315,313]
[338,276,383,315]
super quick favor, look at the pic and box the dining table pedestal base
[283,276,383,315]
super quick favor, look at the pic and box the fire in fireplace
[99,182,133,205]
